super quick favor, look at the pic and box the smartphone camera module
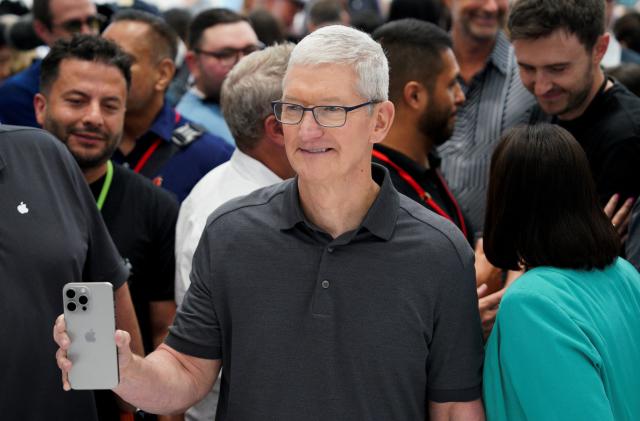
[66,289,76,299]
[78,295,88,305]
[67,302,77,312]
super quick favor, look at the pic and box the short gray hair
[221,43,295,151]
[285,25,389,101]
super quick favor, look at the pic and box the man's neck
[298,168,380,239]
[381,117,430,168]
[558,69,608,121]
[83,161,108,184]
[120,96,165,156]
[452,25,497,84]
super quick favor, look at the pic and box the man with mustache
[35,34,178,420]
[509,0,640,220]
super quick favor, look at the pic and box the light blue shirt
[176,88,235,146]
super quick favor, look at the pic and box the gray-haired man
[56,25,485,420]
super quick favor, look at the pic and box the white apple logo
[17,202,29,214]
[85,329,96,343]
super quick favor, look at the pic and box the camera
[64,286,90,312]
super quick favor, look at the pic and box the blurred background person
[247,7,286,45]
[178,8,261,145]
[306,0,349,33]
[103,9,233,202]
[0,0,102,127]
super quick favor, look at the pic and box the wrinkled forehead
[282,63,362,103]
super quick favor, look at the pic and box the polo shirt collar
[278,163,398,241]
[147,100,177,142]
[487,31,511,76]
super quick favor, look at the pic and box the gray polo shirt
[167,164,483,421]
[0,125,128,420]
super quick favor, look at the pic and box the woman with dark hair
[482,124,640,420]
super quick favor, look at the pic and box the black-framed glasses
[271,101,378,128]
[53,14,106,34]
[195,42,265,66]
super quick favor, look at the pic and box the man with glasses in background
[0,0,103,126]
[177,8,262,145]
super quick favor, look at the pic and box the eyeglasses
[195,43,265,66]
[53,14,106,34]
[271,100,378,128]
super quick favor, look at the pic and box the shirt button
[321,280,330,289]
[327,247,334,253]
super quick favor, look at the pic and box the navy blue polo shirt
[167,164,484,420]
[0,59,41,127]
[112,102,233,202]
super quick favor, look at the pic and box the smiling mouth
[301,147,331,153]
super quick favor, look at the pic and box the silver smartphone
[62,282,119,390]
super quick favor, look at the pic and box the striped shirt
[438,31,535,239]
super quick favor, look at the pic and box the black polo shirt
[0,125,128,420]
[166,164,483,421]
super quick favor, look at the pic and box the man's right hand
[53,314,133,391]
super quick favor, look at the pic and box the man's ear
[184,50,199,78]
[402,81,428,111]
[263,114,285,147]
[370,100,395,145]
[33,19,53,46]
[33,93,47,127]
[155,58,176,92]
[593,33,610,65]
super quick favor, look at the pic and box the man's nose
[82,101,104,127]
[298,109,323,139]
[534,73,553,97]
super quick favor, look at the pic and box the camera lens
[66,289,76,298]
[78,295,88,305]
[67,302,77,311]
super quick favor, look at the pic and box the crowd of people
[1,0,640,420]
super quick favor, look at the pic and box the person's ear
[155,58,176,92]
[34,93,48,127]
[402,81,428,111]
[370,100,395,145]
[263,114,285,147]
[593,33,610,65]
[184,50,200,78]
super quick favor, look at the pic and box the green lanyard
[96,160,114,211]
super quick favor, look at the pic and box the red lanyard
[133,112,181,174]
[372,149,468,237]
